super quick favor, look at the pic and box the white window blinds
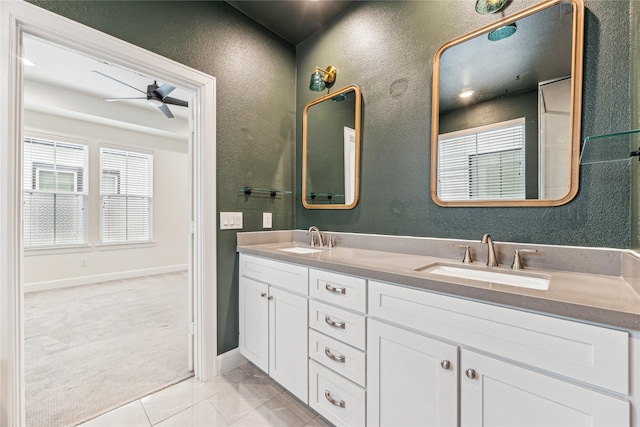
[438,120,526,201]
[100,147,153,243]
[23,137,88,247]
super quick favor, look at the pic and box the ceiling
[439,2,574,113]
[226,1,357,45]
[22,35,191,141]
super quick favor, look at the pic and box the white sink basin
[419,263,550,290]
[279,246,325,254]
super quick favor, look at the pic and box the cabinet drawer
[239,254,308,295]
[310,269,366,312]
[309,300,366,350]
[368,280,629,394]
[309,329,366,387]
[309,360,366,427]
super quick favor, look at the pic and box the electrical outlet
[80,258,88,267]
[263,212,272,229]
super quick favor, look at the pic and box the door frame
[0,2,217,425]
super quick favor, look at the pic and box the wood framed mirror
[431,0,584,207]
[303,85,361,209]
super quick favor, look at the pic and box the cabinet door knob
[325,282,346,294]
[465,368,477,379]
[441,360,451,370]
[268,296,273,300]
[325,347,346,363]
[260,292,266,298]
[325,315,346,329]
[324,390,346,408]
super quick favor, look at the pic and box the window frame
[437,118,526,202]
[99,145,154,245]
[23,136,89,249]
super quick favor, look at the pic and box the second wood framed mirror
[431,0,584,207]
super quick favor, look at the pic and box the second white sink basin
[279,246,325,254]
[419,263,550,290]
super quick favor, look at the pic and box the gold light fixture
[475,0,509,14]
[309,65,337,92]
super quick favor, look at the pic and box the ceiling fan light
[147,98,164,107]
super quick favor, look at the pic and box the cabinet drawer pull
[325,282,346,295]
[324,390,346,408]
[324,347,346,363]
[465,368,477,379]
[325,315,346,329]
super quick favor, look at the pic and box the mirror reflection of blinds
[438,122,526,201]
[100,147,153,244]
[23,137,88,247]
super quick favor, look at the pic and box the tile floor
[78,362,333,427]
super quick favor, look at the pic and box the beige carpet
[24,271,193,427]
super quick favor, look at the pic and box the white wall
[23,110,189,291]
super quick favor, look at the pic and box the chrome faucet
[481,234,498,267]
[308,226,324,247]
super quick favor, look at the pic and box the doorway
[0,2,217,426]
[22,32,195,425]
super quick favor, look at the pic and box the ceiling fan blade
[104,97,146,102]
[162,96,189,107]
[92,70,146,94]
[154,84,175,99]
[158,103,174,119]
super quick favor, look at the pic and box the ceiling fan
[92,70,188,119]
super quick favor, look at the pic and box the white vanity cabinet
[308,268,367,427]
[238,250,635,427]
[367,318,458,426]
[461,349,629,426]
[238,254,309,403]
[367,280,631,427]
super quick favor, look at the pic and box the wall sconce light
[309,65,337,92]
[475,0,509,14]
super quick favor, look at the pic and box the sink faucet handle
[453,244,473,264]
[511,249,538,270]
[327,235,337,248]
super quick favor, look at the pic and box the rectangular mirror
[303,85,361,209]
[431,0,584,207]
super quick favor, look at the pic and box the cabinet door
[461,350,630,427]
[367,319,458,427]
[269,286,309,403]
[239,277,269,373]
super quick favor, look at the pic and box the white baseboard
[24,264,188,293]
[217,347,246,375]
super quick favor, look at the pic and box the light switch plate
[220,212,243,230]
[263,212,272,229]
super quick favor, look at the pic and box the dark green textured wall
[632,0,640,250]
[296,0,633,248]
[28,0,296,354]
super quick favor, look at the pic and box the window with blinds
[23,137,88,248]
[100,147,153,244]
[438,119,526,201]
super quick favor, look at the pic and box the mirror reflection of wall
[303,85,361,209]
[432,0,583,207]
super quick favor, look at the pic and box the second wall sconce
[309,65,337,92]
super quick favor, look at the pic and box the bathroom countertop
[237,241,640,331]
